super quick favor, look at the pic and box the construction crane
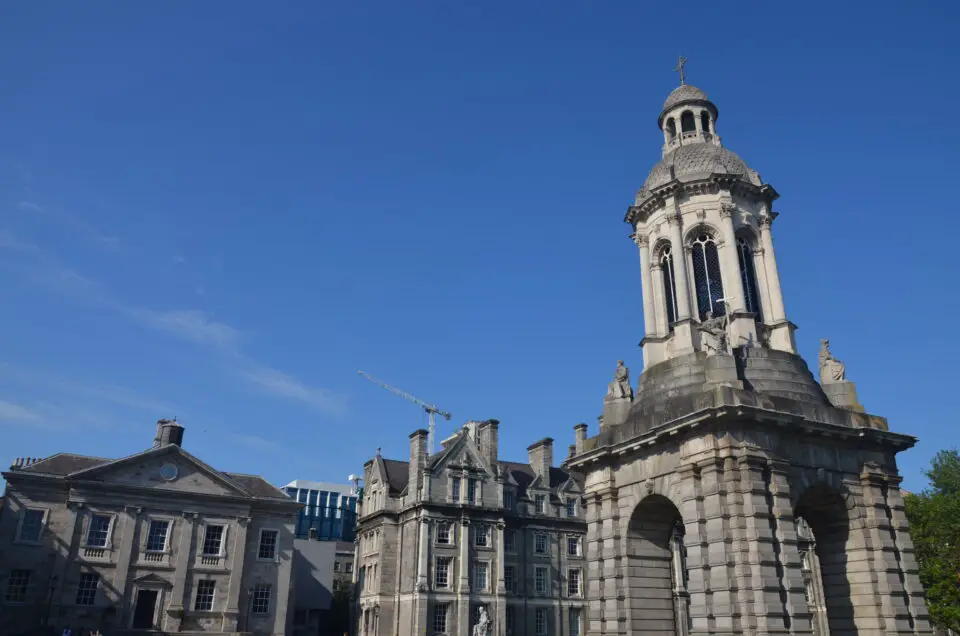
[357,370,452,455]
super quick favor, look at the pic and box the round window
[159,463,178,481]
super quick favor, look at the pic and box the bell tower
[628,78,795,369]
[566,66,931,636]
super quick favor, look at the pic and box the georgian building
[0,419,300,636]
[565,76,932,636]
[354,420,588,636]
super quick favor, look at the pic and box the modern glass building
[283,480,359,542]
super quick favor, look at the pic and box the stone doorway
[626,495,688,636]
[132,588,159,629]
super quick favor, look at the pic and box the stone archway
[795,485,856,636]
[626,495,688,636]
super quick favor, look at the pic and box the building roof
[662,84,710,112]
[641,143,761,195]
[16,453,111,476]
[381,459,410,495]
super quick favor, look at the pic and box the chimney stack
[527,438,554,481]
[477,419,500,467]
[574,423,588,455]
[408,429,429,500]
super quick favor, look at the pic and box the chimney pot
[574,423,588,455]
[527,437,554,481]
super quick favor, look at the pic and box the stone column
[167,511,197,623]
[416,516,431,590]
[677,464,708,636]
[598,487,624,636]
[222,516,250,632]
[650,264,667,335]
[751,246,773,324]
[758,214,786,322]
[695,458,740,636]
[666,208,691,321]
[113,506,143,626]
[634,233,656,338]
[53,502,85,623]
[496,523,506,636]
[458,520,471,636]
[718,204,746,313]
[585,492,604,636]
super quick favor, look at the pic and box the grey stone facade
[563,80,932,636]
[353,421,588,636]
[0,420,300,636]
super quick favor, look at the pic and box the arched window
[700,111,710,134]
[737,236,763,320]
[666,118,677,141]
[660,246,679,329]
[680,111,695,133]
[690,232,725,320]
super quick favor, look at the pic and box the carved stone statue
[473,606,490,636]
[818,339,846,383]
[606,360,633,400]
[697,312,727,356]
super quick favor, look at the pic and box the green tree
[904,449,960,632]
[326,582,353,636]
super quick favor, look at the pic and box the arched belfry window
[666,118,677,141]
[700,111,711,134]
[736,236,763,320]
[680,111,695,133]
[660,246,679,329]
[690,231,725,320]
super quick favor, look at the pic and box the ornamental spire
[674,56,688,85]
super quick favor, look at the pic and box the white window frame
[433,602,449,634]
[568,568,582,596]
[257,528,280,562]
[200,521,229,557]
[436,521,453,545]
[251,582,272,615]
[143,516,174,553]
[474,524,489,548]
[194,579,216,611]
[451,476,461,502]
[535,494,546,514]
[15,507,49,544]
[569,607,582,636]
[534,532,547,554]
[434,556,453,589]
[474,560,489,591]
[535,607,548,635]
[535,566,548,595]
[566,497,577,517]
[567,535,582,557]
[84,512,116,549]
[76,572,100,606]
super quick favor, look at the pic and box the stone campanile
[566,71,931,636]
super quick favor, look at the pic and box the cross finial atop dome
[673,56,688,85]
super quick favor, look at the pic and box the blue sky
[0,2,957,493]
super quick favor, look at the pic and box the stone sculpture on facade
[818,338,846,383]
[697,311,727,356]
[606,360,633,399]
[472,607,490,636]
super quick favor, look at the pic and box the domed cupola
[658,83,720,155]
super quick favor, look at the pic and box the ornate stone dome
[662,84,709,111]
[642,143,762,193]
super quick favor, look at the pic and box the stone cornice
[626,177,780,226]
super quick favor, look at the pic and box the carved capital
[237,516,252,526]
[182,511,198,520]
[759,216,773,229]
[124,506,144,517]
[631,233,649,248]
[720,203,736,219]
[496,522,505,530]
[695,209,707,222]
[665,212,682,226]
[650,262,662,272]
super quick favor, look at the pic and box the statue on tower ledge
[697,311,728,356]
[818,338,847,383]
[607,360,633,400]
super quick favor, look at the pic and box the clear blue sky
[1,2,957,493]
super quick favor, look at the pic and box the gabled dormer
[425,425,497,507]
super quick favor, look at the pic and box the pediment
[69,447,249,498]
[558,476,582,494]
[133,572,173,587]
[430,433,493,477]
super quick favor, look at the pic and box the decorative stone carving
[697,312,728,356]
[606,360,633,400]
[720,203,735,219]
[818,339,846,384]
[632,233,649,247]
[473,606,491,636]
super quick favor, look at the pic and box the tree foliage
[904,449,960,632]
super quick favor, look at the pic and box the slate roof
[381,459,410,495]
[641,143,761,195]
[662,84,710,112]
[9,451,289,502]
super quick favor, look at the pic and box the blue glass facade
[285,486,358,541]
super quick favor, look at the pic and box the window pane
[76,573,99,606]
[195,580,215,611]
[662,248,678,327]
[258,529,278,560]
[20,509,44,542]
[570,608,582,636]
[86,515,111,547]
[202,525,224,555]
[146,520,170,552]
[252,583,271,615]
[5,569,31,603]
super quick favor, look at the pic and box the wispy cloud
[237,364,347,416]
[0,228,42,254]
[0,362,176,414]
[17,200,123,252]
[124,308,243,351]
[226,433,283,452]
[0,400,43,423]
